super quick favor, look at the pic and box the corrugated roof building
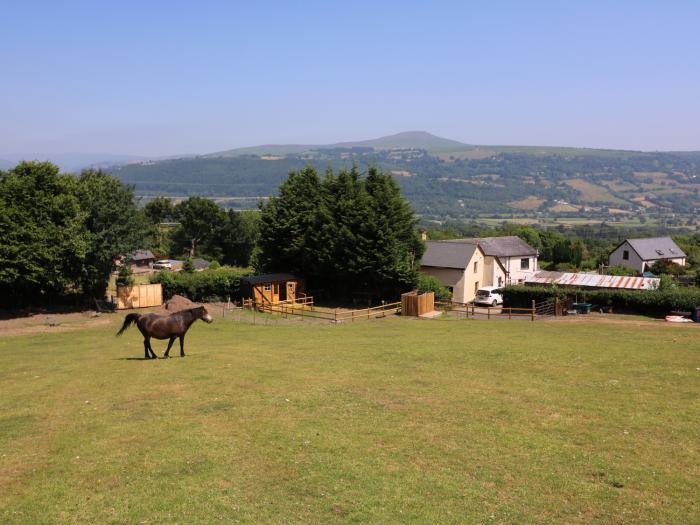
[526,271,659,290]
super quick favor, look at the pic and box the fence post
[531,300,536,321]
[487,307,491,320]
[555,297,560,317]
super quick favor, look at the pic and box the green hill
[106,133,700,220]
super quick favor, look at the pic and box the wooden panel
[116,283,163,310]
[401,291,434,317]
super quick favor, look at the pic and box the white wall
[421,267,467,302]
[500,255,538,284]
[609,242,644,272]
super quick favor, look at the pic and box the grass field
[1,314,698,524]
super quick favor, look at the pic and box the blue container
[573,303,592,314]
[692,307,700,322]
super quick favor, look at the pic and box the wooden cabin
[240,274,304,305]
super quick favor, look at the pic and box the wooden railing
[244,297,401,323]
[435,300,538,321]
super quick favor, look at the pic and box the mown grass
[0,315,698,524]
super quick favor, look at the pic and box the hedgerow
[150,267,254,302]
[502,285,700,315]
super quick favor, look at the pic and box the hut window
[264,284,272,292]
[623,250,629,260]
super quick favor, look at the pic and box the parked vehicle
[475,286,503,306]
[152,259,173,270]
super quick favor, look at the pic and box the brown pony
[116,306,213,359]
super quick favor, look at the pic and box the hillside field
[0,313,698,523]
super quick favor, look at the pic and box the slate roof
[422,241,480,269]
[129,249,155,261]
[623,237,686,261]
[443,236,538,257]
[192,258,211,270]
[241,273,301,285]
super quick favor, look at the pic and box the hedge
[150,267,254,302]
[502,285,700,316]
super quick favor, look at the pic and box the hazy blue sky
[1,0,699,156]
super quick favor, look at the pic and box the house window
[263,284,272,292]
[623,250,629,260]
[474,281,479,294]
[520,258,529,270]
[498,276,503,287]
[473,261,478,273]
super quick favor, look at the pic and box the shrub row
[502,285,700,316]
[150,267,254,302]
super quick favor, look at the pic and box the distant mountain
[206,131,471,158]
[108,134,700,219]
[0,152,149,172]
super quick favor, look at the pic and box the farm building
[421,236,539,303]
[525,271,660,290]
[128,250,156,268]
[421,242,507,303]
[609,237,686,274]
[241,274,304,305]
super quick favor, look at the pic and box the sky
[1,0,700,157]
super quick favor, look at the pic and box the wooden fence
[436,299,538,321]
[116,283,163,310]
[242,296,401,323]
[401,291,435,317]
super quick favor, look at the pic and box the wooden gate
[116,283,163,310]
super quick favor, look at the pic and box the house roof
[443,236,538,257]
[241,273,301,285]
[130,249,155,261]
[422,241,480,269]
[192,258,211,270]
[526,270,659,290]
[619,237,686,261]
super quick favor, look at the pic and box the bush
[115,264,135,287]
[416,274,452,301]
[150,267,253,302]
[502,285,700,316]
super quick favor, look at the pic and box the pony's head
[200,306,213,323]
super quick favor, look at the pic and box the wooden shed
[401,291,435,317]
[116,283,163,310]
[241,274,304,305]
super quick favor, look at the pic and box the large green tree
[257,165,423,300]
[171,197,227,258]
[0,162,88,304]
[76,169,147,300]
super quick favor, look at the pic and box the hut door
[287,281,296,301]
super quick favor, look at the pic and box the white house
[608,237,686,274]
[420,236,538,302]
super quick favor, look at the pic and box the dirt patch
[162,295,199,312]
[0,311,113,338]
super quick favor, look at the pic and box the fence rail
[241,297,401,323]
[436,299,539,321]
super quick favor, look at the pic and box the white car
[475,286,503,306]
[152,259,173,270]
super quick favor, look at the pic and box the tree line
[0,162,423,306]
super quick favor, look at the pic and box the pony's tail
[116,313,140,336]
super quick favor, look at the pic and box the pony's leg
[179,335,185,357]
[143,339,150,359]
[147,338,158,359]
[163,336,176,358]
